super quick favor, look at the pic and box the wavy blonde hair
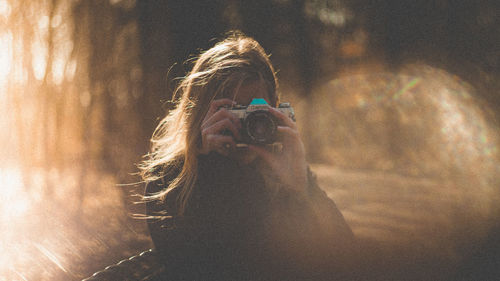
[140,33,279,215]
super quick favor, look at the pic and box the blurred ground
[313,164,493,281]
[0,170,152,281]
[2,164,496,280]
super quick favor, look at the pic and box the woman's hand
[249,107,308,193]
[199,98,241,156]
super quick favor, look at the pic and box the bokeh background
[0,0,499,280]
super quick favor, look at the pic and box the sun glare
[0,0,11,18]
[0,167,31,278]
[0,167,30,221]
[0,31,12,89]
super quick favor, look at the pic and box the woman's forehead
[230,80,272,106]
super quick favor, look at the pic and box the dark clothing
[145,152,355,280]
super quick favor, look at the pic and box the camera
[222,98,295,146]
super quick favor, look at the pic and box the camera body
[224,98,295,146]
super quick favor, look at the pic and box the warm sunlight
[1,0,498,280]
[0,31,12,89]
[31,39,47,81]
[0,168,30,220]
[0,0,10,18]
[0,167,32,280]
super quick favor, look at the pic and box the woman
[141,33,355,280]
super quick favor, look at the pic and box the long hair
[139,32,279,215]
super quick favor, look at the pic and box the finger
[277,126,305,154]
[202,108,241,130]
[215,147,229,156]
[269,107,297,130]
[217,138,236,156]
[206,134,236,146]
[203,118,240,139]
[204,98,237,122]
[206,135,236,153]
[277,126,300,144]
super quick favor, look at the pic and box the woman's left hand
[249,107,308,193]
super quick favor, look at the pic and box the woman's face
[229,80,272,164]
[231,80,271,106]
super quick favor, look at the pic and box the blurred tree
[71,0,143,213]
[357,0,500,114]
[40,0,57,195]
[136,0,226,117]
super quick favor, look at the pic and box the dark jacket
[145,152,355,280]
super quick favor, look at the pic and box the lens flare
[307,64,500,257]
[34,243,68,273]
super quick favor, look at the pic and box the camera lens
[244,110,277,144]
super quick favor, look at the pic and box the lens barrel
[244,110,277,144]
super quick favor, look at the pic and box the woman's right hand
[199,98,241,156]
